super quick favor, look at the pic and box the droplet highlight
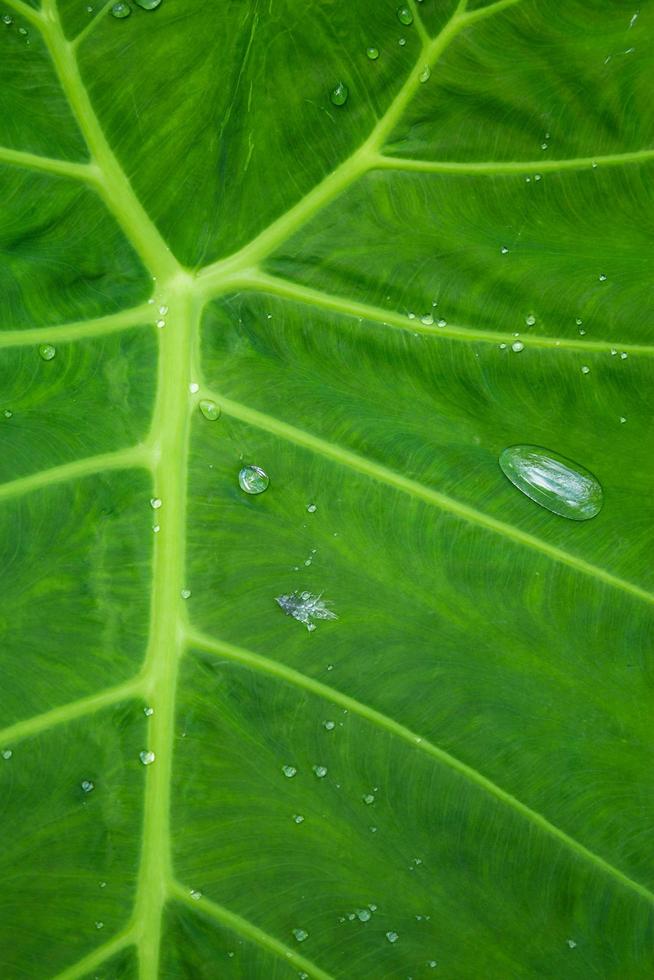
[366,46,379,60]
[499,445,603,521]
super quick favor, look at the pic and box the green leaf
[1,0,653,977]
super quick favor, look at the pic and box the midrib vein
[186,631,654,910]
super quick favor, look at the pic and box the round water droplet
[499,446,603,521]
[134,0,161,8]
[94,921,104,930]
[3,410,13,419]
[363,793,375,805]
[428,961,437,969]
[2,749,13,760]
[419,65,431,83]
[386,931,399,943]
[366,46,379,60]
[189,382,200,394]
[511,341,524,352]
[356,908,371,922]
[199,398,220,421]
[150,497,162,510]
[81,779,94,793]
[139,750,156,766]
[292,928,309,943]
[599,273,607,281]
[500,246,509,254]
[330,82,348,106]
[238,465,269,494]
[282,765,297,778]
[525,314,536,326]
[420,313,434,325]
[111,1,131,17]
[144,706,154,716]
[293,813,305,824]
[398,36,407,46]
[323,720,335,730]
[180,588,191,599]
[190,889,202,900]
[306,503,317,513]
[2,13,13,24]
[39,344,56,361]
[397,5,413,24]
[156,319,166,328]
[312,765,328,778]
[436,318,447,328]
[581,365,590,375]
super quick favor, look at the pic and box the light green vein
[72,0,114,50]
[0,678,144,750]
[376,147,654,177]
[0,446,152,503]
[52,928,135,980]
[0,302,153,348]
[186,630,654,910]
[407,0,431,47]
[461,0,524,26]
[206,391,654,607]
[0,145,98,182]
[237,270,654,355]
[170,880,335,980]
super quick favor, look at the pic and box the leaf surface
[1,1,653,977]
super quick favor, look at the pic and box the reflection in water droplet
[293,928,309,942]
[386,931,399,943]
[111,1,131,17]
[81,779,94,793]
[499,445,603,520]
[330,82,348,106]
[199,398,220,421]
[39,344,56,361]
[366,46,379,60]
[397,5,413,24]
[282,765,297,778]
[139,750,156,765]
[312,765,328,778]
[238,465,269,494]
[134,0,161,8]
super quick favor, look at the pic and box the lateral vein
[376,147,654,176]
[0,303,153,348]
[0,446,152,503]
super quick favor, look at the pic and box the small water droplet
[541,142,548,150]
[39,344,56,361]
[110,1,131,17]
[2,13,13,24]
[534,173,542,181]
[312,765,328,778]
[156,318,166,328]
[599,273,607,281]
[238,465,269,494]
[180,588,191,599]
[144,706,154,716]
[420,313,434,325]
[525,314,536,326]
[580,365,590,375]
[610,348,618,356]
[189,382,199,394]
[81,779,95,793]
[363,793,375,805]
[139,750,156,766]
[419,65,431,83]
[398,36,406,46]
[190,889,202,900]
[330,82,348,106]
[159,305,168,315]
[397,5,413,24]
[428,961,437,969]
[386,931,399,944]
[2,749,13,760]
[499,445,603,520]
[94,921,104,930]
[567,939,577,949]
[293,928,309,943]
[293,813,305,824]
[199,398,220,421]
[99,880,107,888]
[150,497,162,510]
[323,720,335,730]
[620,351,628,359]
[436,318,447,328]
[153,524,160,533]
[619,416,627,424]
[282,765,297,778]
[3,410,13,419]
[356,908,371,922]
[18,26,27,35]
[366,46,379,60]
[306,503,317,513]
[500,246,509,254]
[134,0,162,8]
[511,341,524,353]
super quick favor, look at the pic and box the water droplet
[610,348,618,356]
[189,382,199,394]
[17,26,27,35]
[238,465,269,494]
[397,5,413,24]
[282,765,297,778]
[534,173,542,181]
[367,46,379,60]
[599,273,607,281]
[499,446,603,520]
[134,0,162,8]
[153,524,160,533]
[330,82,348,106]
[144,706,154,716]
[525,314,536,326]
[312,765,328,778]
[180,589,191,599]
[419,65,431,83]
[619,416,627,424]
[356,908,371,922]
[500,246,509,254]
[511,341,524,353]
[156,319,166,328]
[293,814,305,824]
[2,749,13,760]
[428,961,437,969]
[386,931,399,944]
[323,720,335,730]
[398,36,406,45]
[420,313,434,325]
[3,410,12,419]
[139,750,156,766]
[99,881,107,888]
[150,497,162,510]
[110,1,131,17]
[81,779,95,793]
[199,398,220,421]
[190,889,202,900]
[2,13,13,24]
[567,939,577,949]
[436,318,447,328]
[94,921,104,930]
[541,142,548,150]
[159,305,168,315]
[276,591,337,630]
[39,344,56,361]
[363,793,375,804]
[580,365,590,375]
[293,928,309,943]
[620,351,628,359]
[306,503,317,513]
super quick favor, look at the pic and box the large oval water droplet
[330,82,348,106]
[39,344,56,361]
[397,5,413,24]
[499,446,603,521]
[199,398,220,421]
[111,1,131,17]
[238,465,269,494]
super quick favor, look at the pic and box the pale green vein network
[2,0,652,977]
